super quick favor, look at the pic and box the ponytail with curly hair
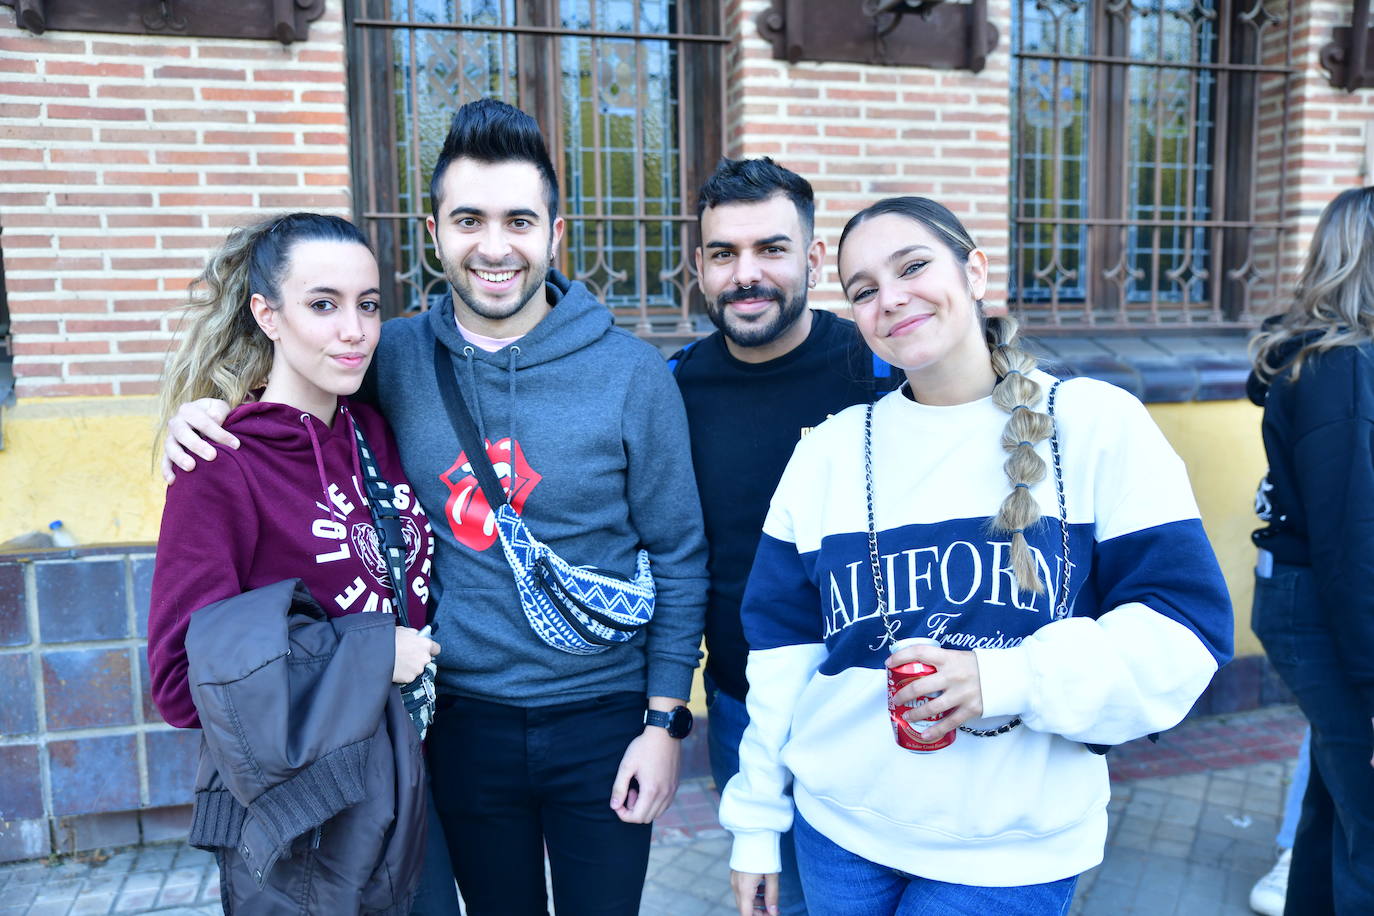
[156,212,371,438]
[838,197,1053,593]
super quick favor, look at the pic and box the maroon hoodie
[148,398,434,728]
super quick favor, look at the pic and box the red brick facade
[0,7,349,398]
[723,0,1012,310]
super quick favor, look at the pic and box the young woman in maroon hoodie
[147,212,455,913]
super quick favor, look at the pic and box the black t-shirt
[670,309,900,701]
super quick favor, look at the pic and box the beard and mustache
[705,283,808,349]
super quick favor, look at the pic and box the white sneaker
[1249,848,1291,916]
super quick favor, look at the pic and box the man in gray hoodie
[161,100,708,916]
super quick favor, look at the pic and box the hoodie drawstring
[461,346,486,441]
[461,344,522,455]
[301,413,336,521]
[507,345,521,448]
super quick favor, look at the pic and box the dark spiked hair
[428,98,560,222]
[696,156,815,237]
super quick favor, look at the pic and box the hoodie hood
[426,269,613,369]
[222,397,357,447]
[425,269,615,443]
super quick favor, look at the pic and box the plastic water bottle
[48,521,76,547]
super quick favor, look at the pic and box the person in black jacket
[1250,185,1374,915]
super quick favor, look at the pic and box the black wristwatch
[644,705,693,739]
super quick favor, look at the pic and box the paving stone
[170,846,212,870]
[157,881,201,907]
[25,901,74,916]
[113,887,159,912]
[70,891,116,914]
[0,883,37,907]
[82,873,125,896]
[0,864,48,885]
[32,876,82,902]
[131,847,176,873]
[117,871,163,894]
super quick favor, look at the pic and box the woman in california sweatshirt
[720,197,1233,916]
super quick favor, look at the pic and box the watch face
[668,705,693,739]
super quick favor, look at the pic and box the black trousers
[1252,564,1374,915]
[426,691,652,916]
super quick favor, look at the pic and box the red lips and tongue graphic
[440,437,542,551]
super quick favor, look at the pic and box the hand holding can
[886,636,954,752]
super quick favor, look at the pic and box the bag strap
[862,378,1068,740]
[350,417,415,629]
[431,337,509,510]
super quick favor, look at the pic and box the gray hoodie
[363,271,707,705]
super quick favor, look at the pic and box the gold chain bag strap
[862,379,1069,738]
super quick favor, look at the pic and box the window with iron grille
[1010,0,1295,330]
[344,0,726,337]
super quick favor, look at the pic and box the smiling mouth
[473,268,518,284]
[887,314,931,337]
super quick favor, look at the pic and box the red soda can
[887,636,954,752]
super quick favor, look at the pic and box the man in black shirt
[669,158,897,915]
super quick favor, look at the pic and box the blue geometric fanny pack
[433,339,656,654]
[492,503,655,655]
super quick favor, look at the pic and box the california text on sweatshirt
[719,373,1232,886]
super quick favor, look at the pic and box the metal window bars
[1009,0,1295,330]
[344,0,726,336]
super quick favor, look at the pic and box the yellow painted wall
[0,397,164,548]
[1146,399,1266,657]
[0,393,1269,662]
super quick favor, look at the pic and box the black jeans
[426,692,652,916]
[1252,564,1374,915]
[409,784,462,915]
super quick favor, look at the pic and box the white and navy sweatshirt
[719,371,1233,887]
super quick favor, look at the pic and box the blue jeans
[1252,564,1374,914]
[792,812,1078,916]
[1277,728,1310,851]
[705,674,808,915]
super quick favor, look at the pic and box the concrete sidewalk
[0,704,1306,915]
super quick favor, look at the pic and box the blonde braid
[986,314,1052,593]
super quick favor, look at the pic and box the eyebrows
[446,205,542,222]
[305,285,382,298]
[841,244,935,291]
[704,232,794,251]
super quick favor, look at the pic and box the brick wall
[0,5,351,398]
[1263,1,1374,311]
[0,546,196,864]
[722,0,1012,311]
